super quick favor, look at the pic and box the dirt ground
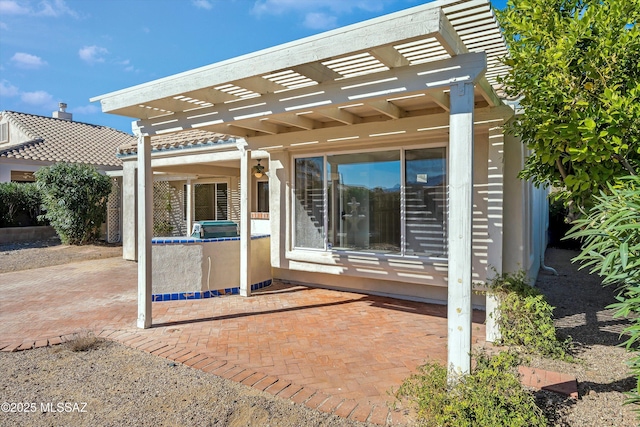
[0,240,638,426]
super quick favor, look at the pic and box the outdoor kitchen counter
[150,235,271,300]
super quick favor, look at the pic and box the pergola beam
[314,108,361,125]
[425,90,451,111]
[291,63,342,83]
[154,165,240,176]
[231,119,282,135]
[435,8,469,56]
[366,100,405,119]
[245,105,511,150]
[269,114,317,130]
[134,53,488,136]
[370,46,411,68]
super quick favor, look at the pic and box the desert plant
[487,270,573,360]
[395,350,546,427]
[35,163,112,245]
[66,331,102,352]
[566,175,640,412]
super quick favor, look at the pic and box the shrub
[66,331,102,352]
[487,270,573,360]
[0,182,44,227]
[35,163,112,245]
[566,175,640,413]
[395,350,546,427]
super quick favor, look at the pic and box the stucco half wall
[151,236,271,295]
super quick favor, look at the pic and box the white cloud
[303,12,337,30]
[0,79,20,98]
[192,0,212,10]
[251,0,390,29]
[252,0,387,16]
[0,0,30,15]
[37,0,79,18]
[21,90,55,108]
[11,52,47,69]
[0,80,59,111]
[0,0,79,17]
[38,0,79,18]
[118,59,139,73]
[79,45,109,64]
[72,104,99,115]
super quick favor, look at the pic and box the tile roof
[0,111,135,167]
[117,129,236,156]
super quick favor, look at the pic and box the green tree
[35,163,112,245]
[497,0,640,211]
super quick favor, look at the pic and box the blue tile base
[152,279,272,302]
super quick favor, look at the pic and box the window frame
[291,141,448,261]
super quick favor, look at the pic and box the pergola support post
[447,81,475,379]
[137,134,153,329]
[240,146,252,297]
[186,178,194,236]
[122,161,137,261]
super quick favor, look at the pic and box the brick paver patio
[0,257,574,424]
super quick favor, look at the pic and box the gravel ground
[0,237,122,274]
[0,240,638,426]
[0,340,373,427]
[528,248,637,427]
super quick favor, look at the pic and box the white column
[186,178,194,236]
[447,81,474,378]
[240,148,252,297]
[485,126,505,342]
[137,134,153,329]
[122,161,137,260]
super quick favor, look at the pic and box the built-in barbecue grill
[190,220,239,239]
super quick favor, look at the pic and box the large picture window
[328,151,401,253]
[294,146,447,258]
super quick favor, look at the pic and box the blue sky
[0,0,508,133]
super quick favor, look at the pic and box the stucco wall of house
[0,160,44,182]
[501,131,548,284]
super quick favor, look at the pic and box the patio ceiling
[91,0,510,146]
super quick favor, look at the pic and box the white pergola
[92,0,511,375]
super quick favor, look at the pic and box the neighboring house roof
[0,111,135,167]
[117,129,236,157]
